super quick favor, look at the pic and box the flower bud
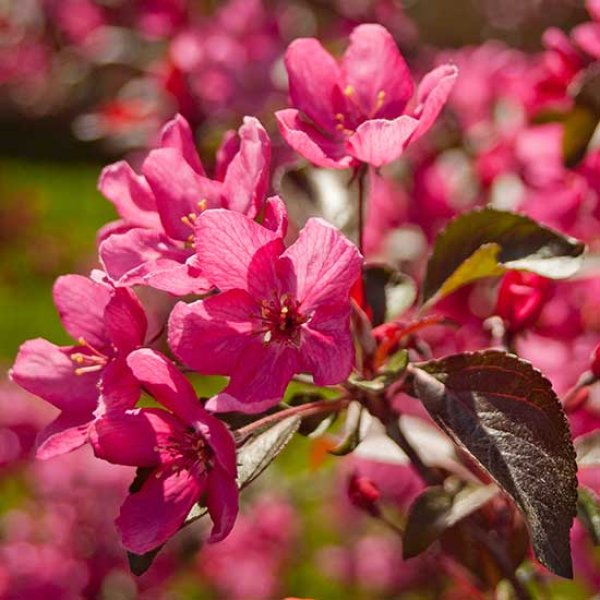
[495,271,552,333]
[348,473,381,516]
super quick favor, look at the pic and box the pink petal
[193,209,284,295]
[285,37,342,133]
[142,148,224,241]
[262,195,289,237]
[117,468,205,554]
[98,161,161,229]
[168,291,256,375]
[346,116,419,167]
[214,129,239,181]
[91,408,183,466]
[222,116,271,217]
[275,109,353,170]
[411,64,458,142]
[197,413,237,477]
[98,357,141,414]
[206,466,239,542]
[589,0,600,22]
[36,412,93,459]
[103,288,147,353]
[126,349,204,423]
[99,228,211,296]
[341,23,414,119]
[572,22,600,59]
[159,113,205,175]
[280,218,363,312]
[301,305,355,385]
[10,339,100,412]
[53,275,112,350]
[206,342,298,414]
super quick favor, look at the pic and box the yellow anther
[344,85,355,97]
[335,113,345,121]
[198,199,208,211]
[336,123,345,131]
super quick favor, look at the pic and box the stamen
[197,199,208,212]
[344,85,355,97]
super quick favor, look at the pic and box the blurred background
[0,1,598,598]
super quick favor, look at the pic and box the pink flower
[275,23,457,169]
[495,271,553,334]
[572,0,600,59]
[91,349,238,554]
[9,275,147,459]
[591,344,600,379]
[98,113,272,295]
[169,208,363,413]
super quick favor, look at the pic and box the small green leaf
[422,209,585,306]
[329,405,363,456]
[383,349,410,376]
[236,415,301,490]
[409,350,578,578]
[562,106,599,168]
[403,482,497,558]
[575,431,600,466]
[577,487,600,546]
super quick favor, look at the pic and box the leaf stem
[235,397,350,441]
[384,418,441,486]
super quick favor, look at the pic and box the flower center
[155,428,213,477]
[334,87,387,136]
[70,337,109,375]
[259,294,307,347]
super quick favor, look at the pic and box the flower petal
[262,195,289,238]
[206,342,298,413]
[91,408,184,466]
[99,228,211,295]
[36,412,93,459]
[126,349,204,423]
[206,466,239,542]
[193,209,284,295]
[411,64,458,142]
[168,291,256,375]
[142,148,224,241]
[10,339,100,412]
[104,288,147,354]
[117,468,205,554]
[214,129,239,181]
[98,357,141,414]
[341,23,414,119]
[285,37,342,132]
[301,305,354,385]
[346,116,419,167]
[275,109,353,170]
[222,116,271,217]
[280,218,363,312]
[53,275,112,350]
[159,113,205,175]
[98,161,161,230]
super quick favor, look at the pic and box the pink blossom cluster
[7,1,600,596]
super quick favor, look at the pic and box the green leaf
[403,482,497,558]
[575,431,600,466]
[422,209,585,306]
[577,487,600,546]
[127,547,163,577]
[329,405,363,456]
[562,106,599,168]
[236,415,301,490]
[383,349,410,375]
[409,350,578,578]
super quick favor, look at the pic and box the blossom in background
[10,275,147,458]
[169,208,362,413]
[92,349,238,554]
[276,23,457,169]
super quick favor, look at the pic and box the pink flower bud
[348,473,381,515]
[495,271,553,334]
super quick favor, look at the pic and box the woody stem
[235,397,350,441]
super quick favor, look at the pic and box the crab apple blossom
[91,349,238,554]
[10,275,147,459]
[169,208,363,413]
[98,113,271,295]
[275,23,457,169]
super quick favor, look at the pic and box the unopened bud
[348,473,381,516]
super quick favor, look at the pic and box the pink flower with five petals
[9,275,147,458]
[91,349,238,554]
[169,208,363,413]
[275,23,457,169]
